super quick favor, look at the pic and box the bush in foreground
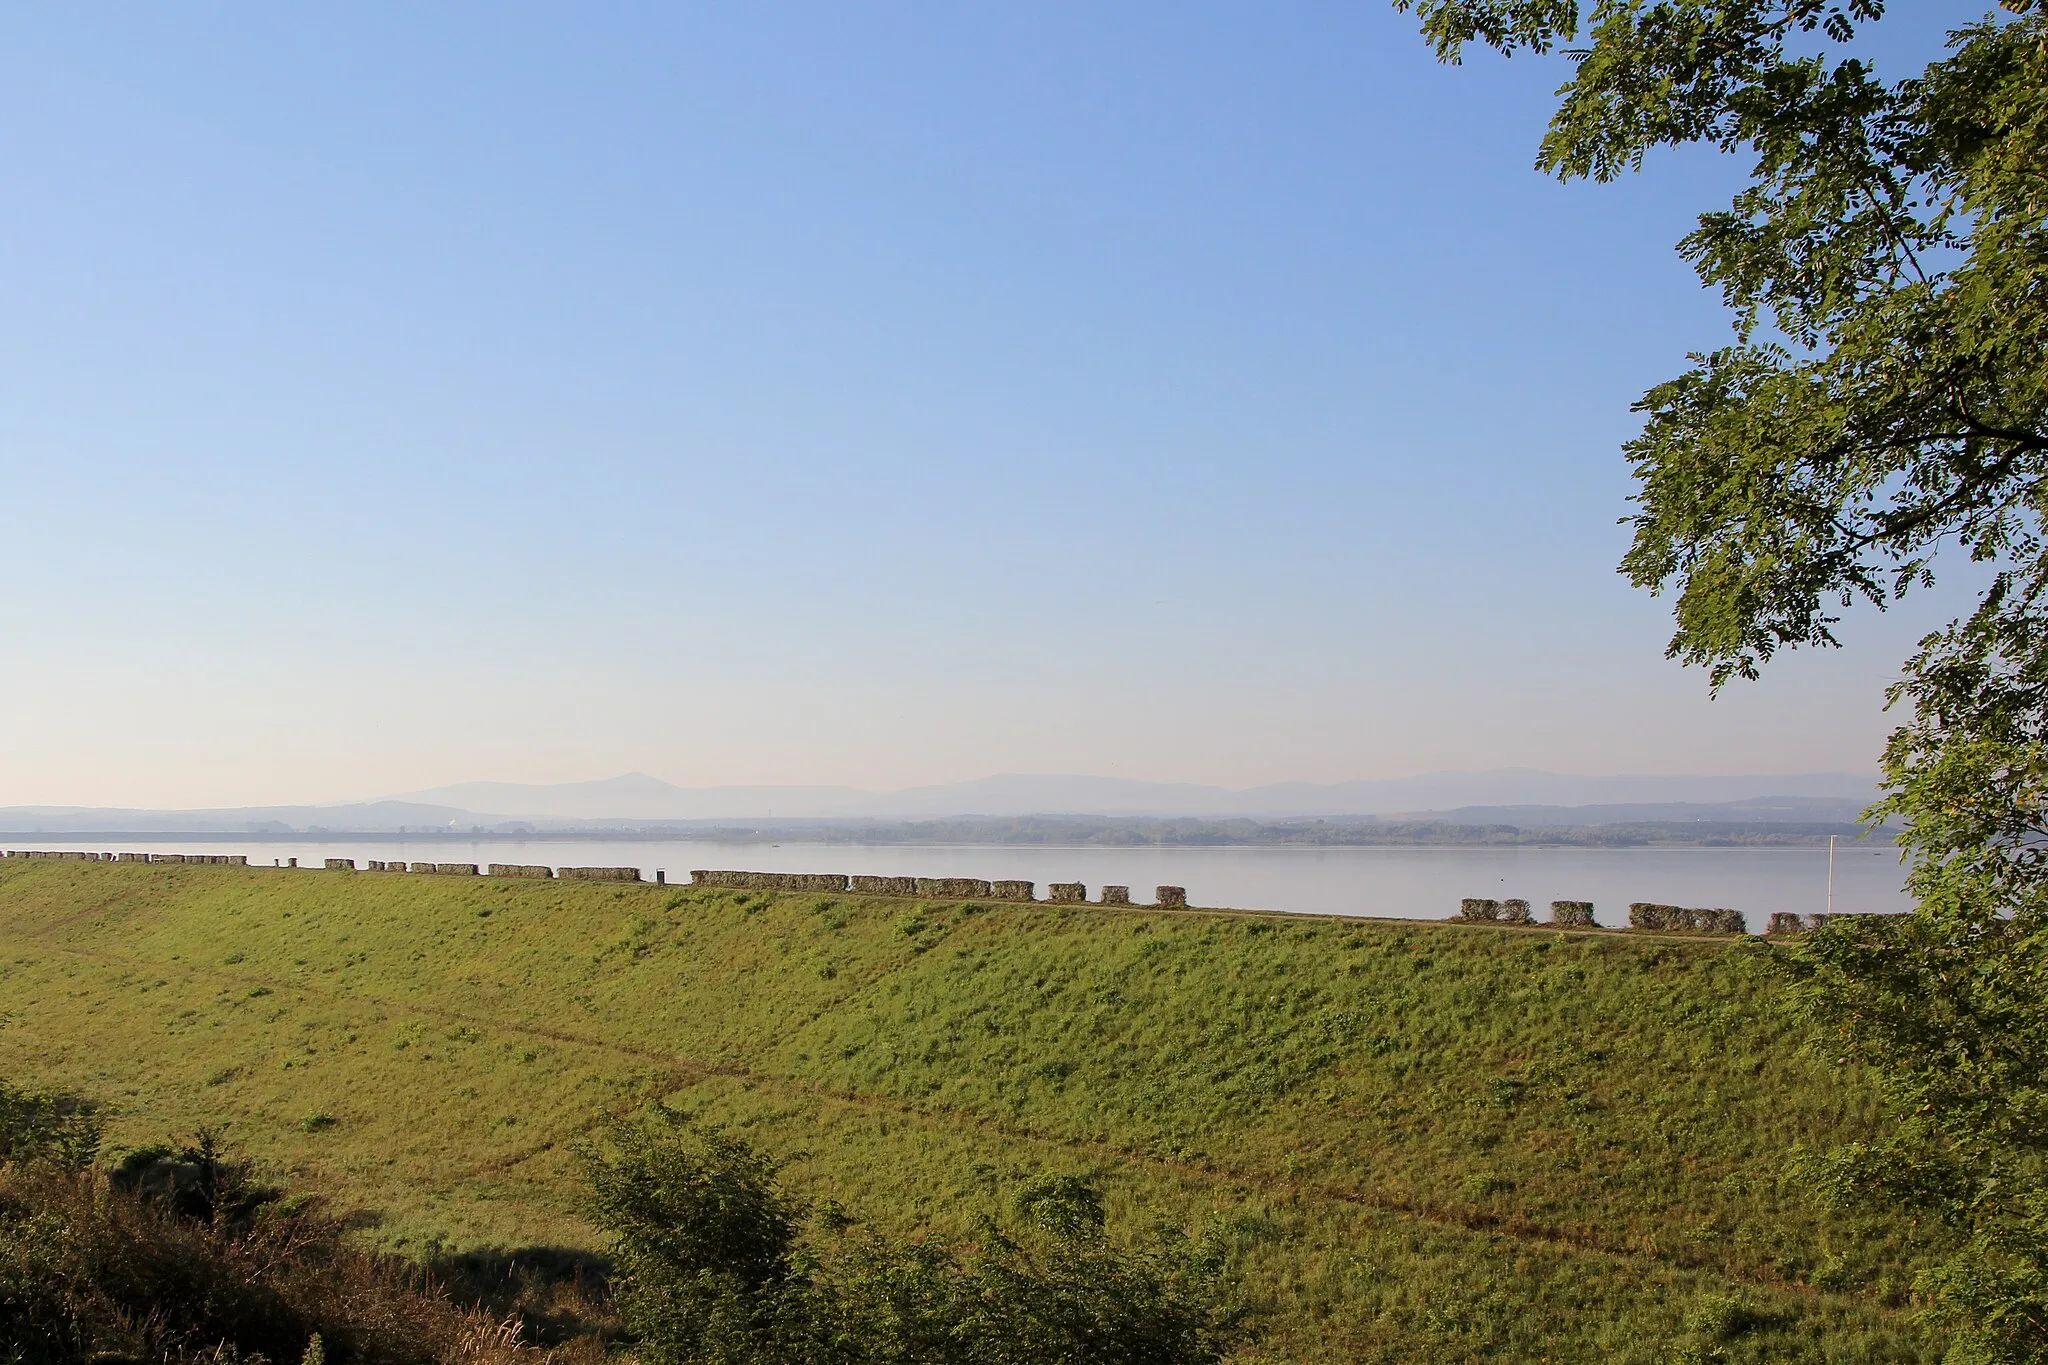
[584,1107,1243,1364]
[0,1080,573,1365]
[2,1079,1239,1364]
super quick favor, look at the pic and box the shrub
[582,1109,1241,1364]
[0,1078,101,1171]
[581,1113,804,1364]
[0,1099,555,1365]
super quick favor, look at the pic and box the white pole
[1827,834,1836,917]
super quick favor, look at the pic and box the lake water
[7,837,1912,926]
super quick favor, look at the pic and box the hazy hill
[386,768,1881,821]
[0,774,1884,837]
[0,800,478,834]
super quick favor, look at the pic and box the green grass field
[0,860,1937,1361]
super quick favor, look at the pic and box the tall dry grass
[0,1153,610,1365]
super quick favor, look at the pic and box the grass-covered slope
[0,861,1933,1361]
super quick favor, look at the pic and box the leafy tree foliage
[1394,0,2048,1357]
[582,1110,1239,1364]
[583,1118,809,1363]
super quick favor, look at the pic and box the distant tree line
[619,816,1881,849]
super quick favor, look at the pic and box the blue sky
[0,3,1978,805]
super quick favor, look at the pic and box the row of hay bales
[688,870,1191,907]
[1765,911,1878,936]
[1453,897,1752,934]
[1454,898,1597,928]
[0,854,1882,937]
[0,852,1193,907]
[1628,903,1747,934]
[3,850,248,866]
[0,852,642,881]
[342,860,643,881]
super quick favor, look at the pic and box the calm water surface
[13,838,1911,925]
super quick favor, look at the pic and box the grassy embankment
[0,860,1936,1361]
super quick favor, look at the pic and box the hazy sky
[0,3,1977,807]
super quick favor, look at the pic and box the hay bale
[1630,902,1745,935]
[1548,900,1596,928]
[1155,885,1188,908]
[1806,912,1885,930]
[850,875,918,896]
[413,862,478,876]
[1629,902,1678,930]
[559,866,640,882]
[915,878,991,899]
[1702,908,1747,934]
[689,870,847,891]
[1100,885,1132,905]
[1047,882,1086,903]
[323,858,355,872]
[1456,898,1501,922]
[488,864,553,879]
[1498,898,1533,924]
[118,853,148,863]
[778,873,851,893]
[989,880,1034,901]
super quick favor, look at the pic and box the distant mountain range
[0,769,1883,835]
[0,801,474,835]
[388,769,1880,821]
